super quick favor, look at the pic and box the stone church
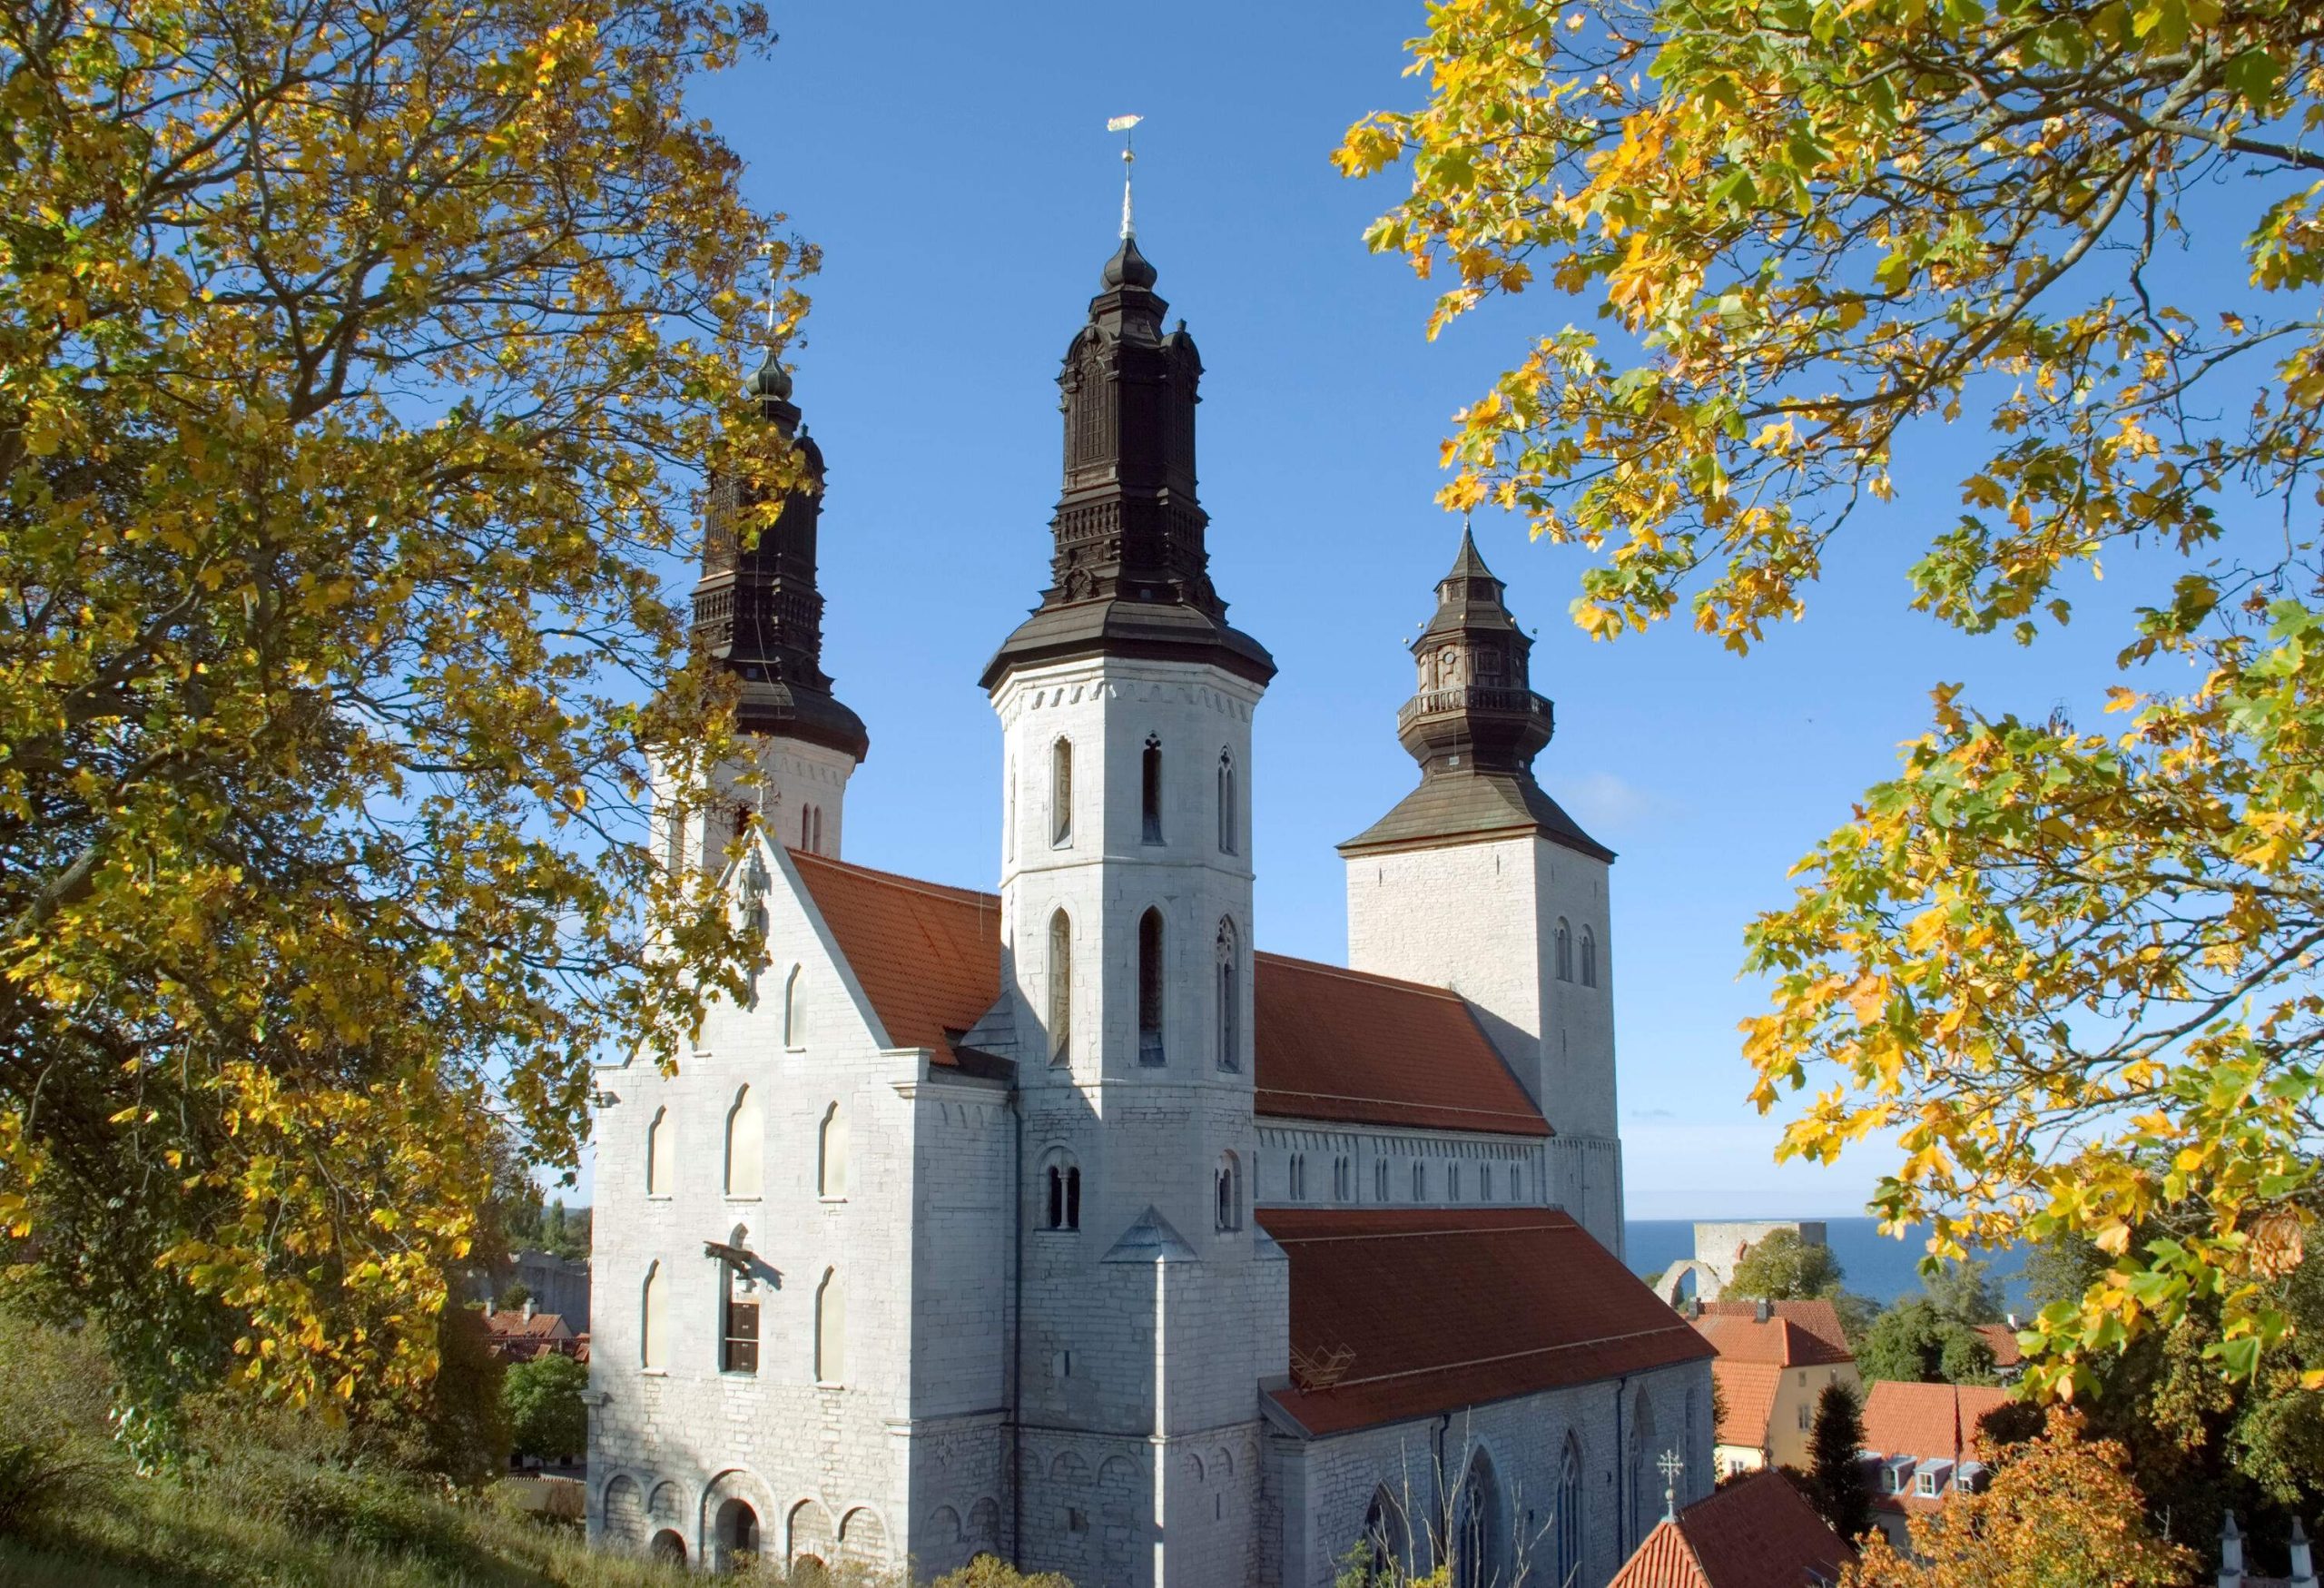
[585,222,1715,1586]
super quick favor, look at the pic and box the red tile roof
[1258,1207,1712,1435]
[1712,1361,1782,1450]
[1611,1471,1856,1588]
[1862,1380,2013,1513]
[1696,1300,1850,1357]
[1253,953,1549,1137]
[785,853,1549,1136]
[1974,1323,2024,1369]
[1691,1314,1853,1368]
[789,851,1001,1061]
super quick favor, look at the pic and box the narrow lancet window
[724,1087,763,1198]
[1051,738,1073,846]
[819,1103,849,1198]
[1581,925,1598,988]
[1216,918,1240,1071]
[1216,751,1237,854]
[1137,908,1166,1065]
[1555,917,1573,982]
[1048,910,1072,1063]
[783,965,808,1049]
[1142,736,1164,843]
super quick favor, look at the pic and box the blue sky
[651,1,2223,1219]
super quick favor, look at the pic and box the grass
[0,1312,891,1587]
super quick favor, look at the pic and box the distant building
[509,1248,589,1333]
[1974,1319,2026,1383]
[1857,1380,2011,1552]
[1658,1222,1830,1307]
[1689,1301,1858,1476]
[1610,1468,1856,1588]
[481,1299,577,1364]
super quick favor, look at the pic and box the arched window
[1449,1161,1462,1201]
[646,1107,674,1197]
[1413,1161,1427,1201]
[1556,1435,1584,1588]
[721,1233,759,1375]
[1215,1152,1242,1231]
[783,964,808,1049]
[1453,1451,1503,1588]
[1137,908,1166,1065]
[1374,1159,1390,1202]
[641,1262,669,1370]
[725,1087,763,1198]
[819,1103,849,1199]
[1482,1163,1494,1201]
[1363,1487,1408,1580]
[1048,909,1072,1063]
[815,1267,846,1385]
[1555,918,1573,982]
[801,804,812,851]
[1216,918,1240,1071]
[1142,735,1164,843]
[1050,738,1073,846]
[1289,1153,1305,1201]
[1216,751,1237,854]
[1043,1152,1081,1231]
[1581,925,1599,988]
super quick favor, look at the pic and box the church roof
[1338,766,1614,861]
[790,850,1000,1061]
[786,852,1549,1137]
[1258,1207,1712,1435]
[1610,1470,1856,1588]
[1253,953,1547,1137]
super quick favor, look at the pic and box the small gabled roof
[1253,953,1548,1138]
[1974,1322,2025,1368]
[1862,1379,2014,1511]
[1611,1470,1856,1588]
[1711,1360,1783,1449]
[1694,1299,1851,1357]
[1259,1207,1710,1435]
[1691,1313,1853,1368]
[788,850,1001,1061]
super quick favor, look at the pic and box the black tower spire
[1339,528,1609,859]
[692,351,869,761]
[980,238,1273,689]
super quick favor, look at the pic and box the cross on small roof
[1659,1448,1686,1522]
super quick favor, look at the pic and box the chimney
[2293,1516,2315,1586]
[2221,1511,2244,1588]
[2005,1312,2020,1330]
[1688,1298,1702,1320]
[523,1297,537,1323]
[1755,1298,1772,1324]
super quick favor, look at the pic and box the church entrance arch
[648,1529,686,1565]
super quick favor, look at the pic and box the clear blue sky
[655,1,2211,1219]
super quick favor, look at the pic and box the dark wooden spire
[981,238,1272,690]
[692,353,869,761]
[1340,529,1610,860]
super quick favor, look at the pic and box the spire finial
[1108,114,1144,238]
[1658,1448,1685,1523]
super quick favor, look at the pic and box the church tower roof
[691,354,869,761]
[979,234,1274,690]
[1339,528,1610,860]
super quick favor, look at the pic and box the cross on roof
[1659,1447,1686,1522]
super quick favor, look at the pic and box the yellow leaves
[1846,971,1889,1024]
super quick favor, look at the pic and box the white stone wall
[648,734,858,879]
[1271,1360,1716,1588]
[1344,832,1626,1253]
[992,654,1275,1587]
[586,839,962,1573]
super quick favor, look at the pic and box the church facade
[586,225,1714,1587]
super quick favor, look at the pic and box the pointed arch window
[783,965,808,1050]
[1581,925,1599,988]
[1142,735,1164,843]
[1481,1163,1494,1201]
[646,1107,674,1197]
[1216,751,1237,854]
[1555,918,1574,982]
[724,1087,763,1198]
[1453,1451,1502,1588]
[1413,1161,1427,1202]
[641,1262,669,1371]
[1137,908,1166,1066]
[814,1267,846,1385]
[800,804,812,851]
[1050,738,1073,847]
[818,1103,849,1199]
[1449,1161,1462,1201]
[1215,917,1240,1072]
[1374,1159,1390,1203]
[1556,1436,1584,1588]
[1048,909,1072,1064]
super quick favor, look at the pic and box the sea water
[1624,1217,2035,1315]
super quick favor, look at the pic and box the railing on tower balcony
[1397,686,1551,727]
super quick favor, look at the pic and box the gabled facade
[586,222,1715,1586]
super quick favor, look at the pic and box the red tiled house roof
[1974,1323,2024,1369]
[1610,1470,1856,1588]
[1695,1300,1850,1357]
[1711,1361,1782,1450]
[1691,1314,1853,1369]
[1258,1208,1711,1435]
[788,852,1548,1135]
[1861,1381,2013,1514]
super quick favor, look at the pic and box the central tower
[981,229,1279,1588]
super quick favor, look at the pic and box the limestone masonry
[586,223,1716,1586]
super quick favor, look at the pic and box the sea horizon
[1626,1214,2037,1315]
